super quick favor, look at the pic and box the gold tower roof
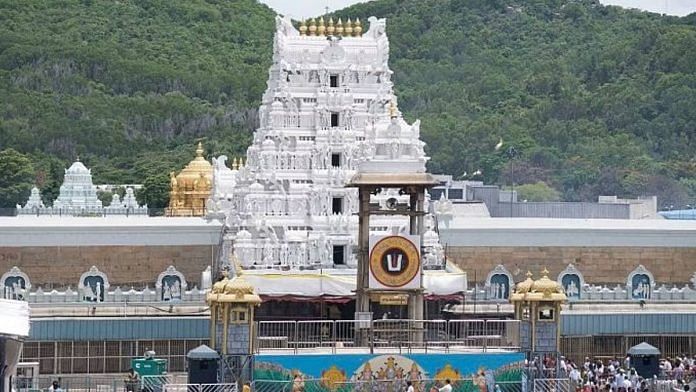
[207,271,261,304]
[531,268,563,293]
[176,142,213,184]
[511,268,566,302]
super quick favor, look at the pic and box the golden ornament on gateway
[166,142,213,217]
[297,16,364,37]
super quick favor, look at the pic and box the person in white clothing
[406,381,415,392]
[439,379,453,392]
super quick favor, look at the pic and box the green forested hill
[0,0,276,206]
[1,0,695,208]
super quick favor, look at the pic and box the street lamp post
[506,146,518,217]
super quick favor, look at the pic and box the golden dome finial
[196,142,204,157]
[308,18,317,36]
[299,19,307,36]
[526,271,533,278]
[541,267,549,277]
[327,17,335,35]
[317,16,326,36]
[353,18,362,36]
[335,17,344,36]
[344,18,353,36]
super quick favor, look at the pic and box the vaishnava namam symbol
[370,236,420,288]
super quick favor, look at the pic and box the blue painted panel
[255,353,525,385]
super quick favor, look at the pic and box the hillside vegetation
[0,0,694,208]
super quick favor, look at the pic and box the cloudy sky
[260,0,696,19]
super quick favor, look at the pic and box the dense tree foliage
[340,0,696,206]
[0,149,35,208]
[515,182,561,202]
[0,0,694,207]
[139,173,170,210]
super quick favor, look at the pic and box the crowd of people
[550,355,696,392]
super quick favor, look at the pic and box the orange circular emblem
[370,236,420,288]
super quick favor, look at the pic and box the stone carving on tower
[167,142,214,217]
[210,15,445,271]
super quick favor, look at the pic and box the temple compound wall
[450,246,696,286]
[438,218,696,286]
[0,216,223,288]
[0,245,214,288]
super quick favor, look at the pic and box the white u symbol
[386,253,403,272]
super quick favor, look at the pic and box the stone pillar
[356,188,371,347]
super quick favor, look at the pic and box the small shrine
[167,142,213,217]
[510,269,566,353]
[17,159,147,216]
[53,159,103,210]
[207,268,260,384]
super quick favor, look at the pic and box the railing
[13,374,183,392]
[251,378,523,392]
[533,378,570,392]
[162,384,237,392]
[255,319,520,354]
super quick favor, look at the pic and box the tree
[97,190,113,206]
[0,149,35,209]
[139,174,170,210]
[516,182,561,202]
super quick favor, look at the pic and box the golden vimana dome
[174,142,213,188]
[531,268,564,294]
[299,17,363,37]
[167,142,213,217]
[208,270,261,304]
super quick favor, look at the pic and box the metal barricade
[295,320,334,351]
[486,319,521,349]
[372,319,411,348]
[333,320,358,349]
[533,378,570,392]
[253,318,522,353]
[17,375,127,392]
[448,319,487,349]
[162,384,237,392]
[256,321,295,352]
[423,319,449,351]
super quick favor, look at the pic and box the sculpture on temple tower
[208,15,446,272]
[166,142,213,217]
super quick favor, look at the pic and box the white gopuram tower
[210,16,446,274]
